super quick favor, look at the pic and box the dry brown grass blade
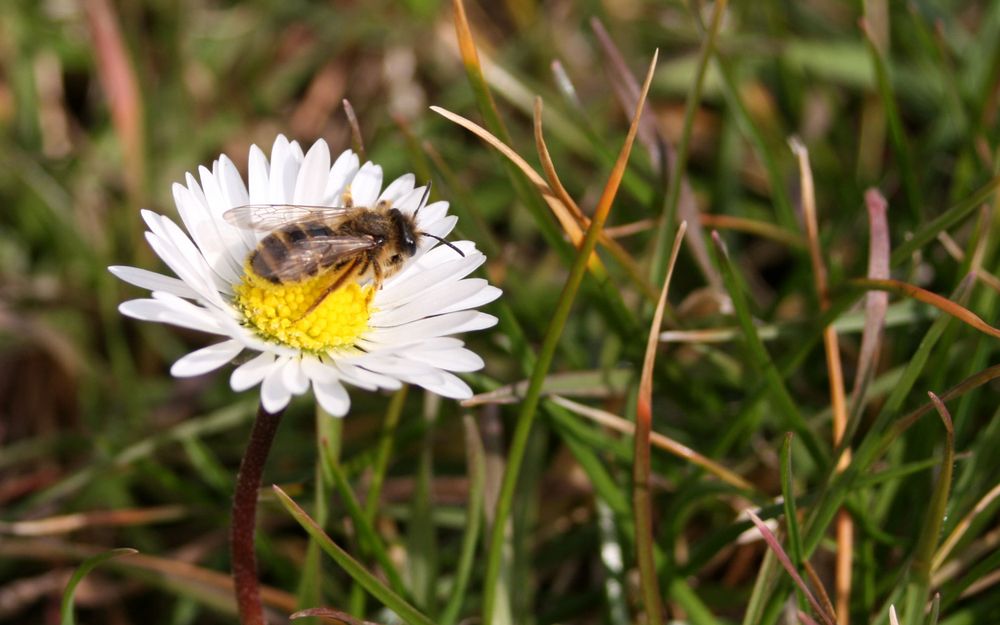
[933,481,1000,571]
[851,277,1000,339]
[0,506,186,537]
[888,363,1000,448]
[746,510,837,625]
[550,395,753,491]
[533,97,587,226]
[850,189,890,412]
[430,108,555,204]
[291,608,382,624]
[342,99,366,162]
[938,233,1000,293]
[83,0,145,201]
[789,137,851,625]
[633,221,687,625]
[532,98,659,301]
[591,17,722,292]
[700,214,807,248]
[590,17,665,172]
[461,368,631,407]
[0,537,298,615]
[804,559,838,624]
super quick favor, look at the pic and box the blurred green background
[2,1,1000,624]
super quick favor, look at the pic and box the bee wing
[223,204,351,232]
[265,234,377,282]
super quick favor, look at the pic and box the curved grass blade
[789,138,852,623]
[711,231,826,464]
[61,547,137,625]
[781,433,805,612]
[550,395,753,491]
[478,49,659,625]
[449,0,569,261]
[273,485,436,625]
[933,481,1000,571]
[633,221,687,625]
[291,607,380,624]
[902,394,955,625]
[349,386,408,615]
[439,416,486,625]
[746,510,836,625]
[533,97,659,303]
[591,17,721,292]
[649,0,729,287]
[890,175,1000,266]
[845,189,891,447]
[860,18,920,220]
[850,277,1000,339]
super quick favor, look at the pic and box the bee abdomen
[250,222,336,283]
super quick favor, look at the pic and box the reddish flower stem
[231,404,284,625]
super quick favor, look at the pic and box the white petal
[170,340,243,377]
[301,355,339,384]
[419,214,457,246]
[414,200,449,226]
[405,346,484,372]
[350,162,383,207]
[204,162,253,268]
[293,140,331,204]
[119,296,224,334]
[366,311,497,345]
[376,252,486,308]
[314,378,351,417]
[373,279,492,327]
[378,174,415,206]
[396,185,428,216]
[218,155,250,207]
[248,144,271,205]
[416,370,472,399]
[288,140,305,163]
[323,150,359,204]
[231,351,276,391]
[282,357,310,395]
[261,362,292,413]
[268,135,298,204]
[143,211,229,303]
[172,182,242,284]
[437,284,503,315]
[354,354,440,379]
[331,360,402,391]
[109,265,199,299]
[217,155,258,251]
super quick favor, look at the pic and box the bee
[223,184,462,317]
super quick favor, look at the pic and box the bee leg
[295,259,360,321]
[371,259,384,289]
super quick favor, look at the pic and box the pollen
[233,264,374,353]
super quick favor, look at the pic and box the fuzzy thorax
[233,264,373,353]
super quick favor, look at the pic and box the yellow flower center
[233,263,374,353]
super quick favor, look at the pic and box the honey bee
[223,185,461,317]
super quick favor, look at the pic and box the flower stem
[231,404,285,625]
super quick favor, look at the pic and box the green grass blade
[439,416,487,625]
[273,486,436,625]
[61,548,137,625]
[711,231,826,464]
[890,175,1000,266]
[480,51,659,625]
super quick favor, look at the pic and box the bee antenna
[414,181,432,217]
[422,233,465,257]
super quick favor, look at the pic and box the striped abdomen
[249,221,338,283]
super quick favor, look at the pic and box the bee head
[389,208,418,257]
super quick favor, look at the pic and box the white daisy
[111,135,500,416]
